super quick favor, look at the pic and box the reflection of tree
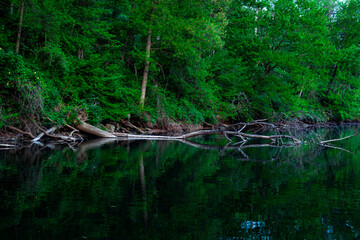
[0,126,359,239]
[139,154,148,228]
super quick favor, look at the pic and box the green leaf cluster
[1,0,360,127]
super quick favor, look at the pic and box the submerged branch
[319,133,357,144]
[320,144,353,154]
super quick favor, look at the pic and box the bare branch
[0,144,16,148]
[320,144,353,154]
[319,134,357,144]
[7,126,35,139]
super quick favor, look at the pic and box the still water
[1,126,360,239]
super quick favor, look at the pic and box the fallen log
[180,130,222,139]
[125,130,220,140]
[122,129,302,145]
[76,122,116,138]
[113,132,130,137]
[0,144,16,148]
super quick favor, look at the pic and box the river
[0,125,360,239]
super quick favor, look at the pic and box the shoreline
[1,120,358,146]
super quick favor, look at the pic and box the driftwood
[4,119,357,153]
[112,132,130,137]
[43,132,79,142]
[31,126,80,142]
[126,130,220,140]
[123,128,302,145]
[32,127,57,142]
[0,144,16,148]
[76,122,116,138]
[73,120,331,147]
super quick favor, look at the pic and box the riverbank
[0,120,206,144]
[0,117,344,146]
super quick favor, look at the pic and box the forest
[1,0,360,132]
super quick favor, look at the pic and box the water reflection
[0,126,360,239]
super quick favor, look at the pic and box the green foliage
[0,50,43,123]
[1,0,360,128]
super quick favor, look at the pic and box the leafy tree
[1,0,360,127]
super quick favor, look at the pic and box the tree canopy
[1,0,359,127]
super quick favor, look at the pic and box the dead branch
[228,121,277,130]
[233,132,302,144]
[319,133,357,144]
[223,131,232,142]
[125,130,220,140]
[45,132,79,142]
[43,132,79,142]
[7,118,355,154]
[0,144,16,148]
[46,117,78,132]
[65,123,78,132]
[119,127,132,133]
[32,127,57,142]
[112,132,129,137]
[320,144,353,154]
[7,126,35,138]
[122,129,302,146]
[180,130,222,139]
[121,120,145,134]
[69,130,78,137]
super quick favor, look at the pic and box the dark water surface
[1,126,360,239]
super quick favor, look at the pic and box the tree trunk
[140,27,153,107]
[140,3,157,107]
[255,8,259,36]
[139,154,148,227]
[327,64,338,94]
[121,39,128,61]
[257,63,275,85]
[16,0,25,54]
[78,47,84,59]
